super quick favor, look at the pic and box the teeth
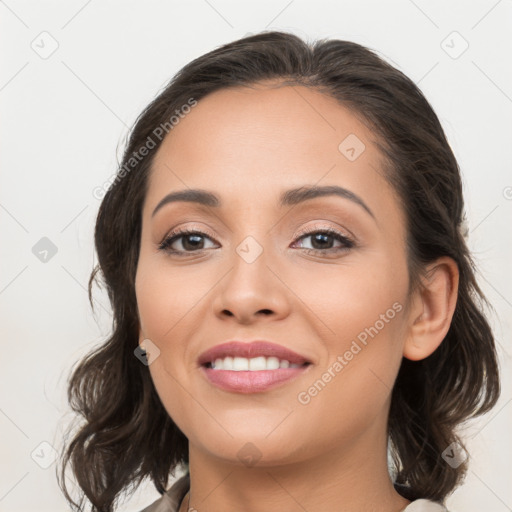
[211,356,302,371]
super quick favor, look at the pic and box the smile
[207,356,305,371]
[201,359,312,393]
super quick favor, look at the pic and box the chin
[197,434,311,469]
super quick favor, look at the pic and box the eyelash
[158,225,355,257]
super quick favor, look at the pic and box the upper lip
[197,340,312,366]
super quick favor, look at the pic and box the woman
[58,31,500,512]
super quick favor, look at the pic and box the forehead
[146,84,397,219]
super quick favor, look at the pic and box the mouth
[203,354,312,370]
[197,340,313,393]
[200,364,312,393]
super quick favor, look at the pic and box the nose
[211,245,291,324]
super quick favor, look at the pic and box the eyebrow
[151,185,375,220]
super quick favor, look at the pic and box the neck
[182,419,410,512]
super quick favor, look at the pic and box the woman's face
[135,83,413,467]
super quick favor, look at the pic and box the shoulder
[138,474,190,512]
[403,499,449,511]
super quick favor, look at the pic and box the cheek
[293,252,408,420]
[135,257,211,432]
[293,250,407,353]
[135,256,213,343]
[134,252,225,399]
[294,301,406,452]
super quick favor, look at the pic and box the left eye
[292,229,354,252]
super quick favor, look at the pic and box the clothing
[139,474,449,512]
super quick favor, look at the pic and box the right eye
[158,228,218,255]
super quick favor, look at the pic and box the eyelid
[161,224,218,242]
[160,223,352,244]
[293,222,354,242]
[158,224,219,249]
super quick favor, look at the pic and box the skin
[135,83,459,512]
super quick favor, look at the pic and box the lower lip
[201,365,311,393]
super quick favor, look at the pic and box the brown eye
[158,229,218,255]
[293,227,355,254]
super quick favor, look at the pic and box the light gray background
[1,1,511,511]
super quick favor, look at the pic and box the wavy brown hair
[57,30,501,511]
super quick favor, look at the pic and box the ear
[403,256,459,361]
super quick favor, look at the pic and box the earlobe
[138,330,146,350]
[403,256,459,361]
[136,313,146,348]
